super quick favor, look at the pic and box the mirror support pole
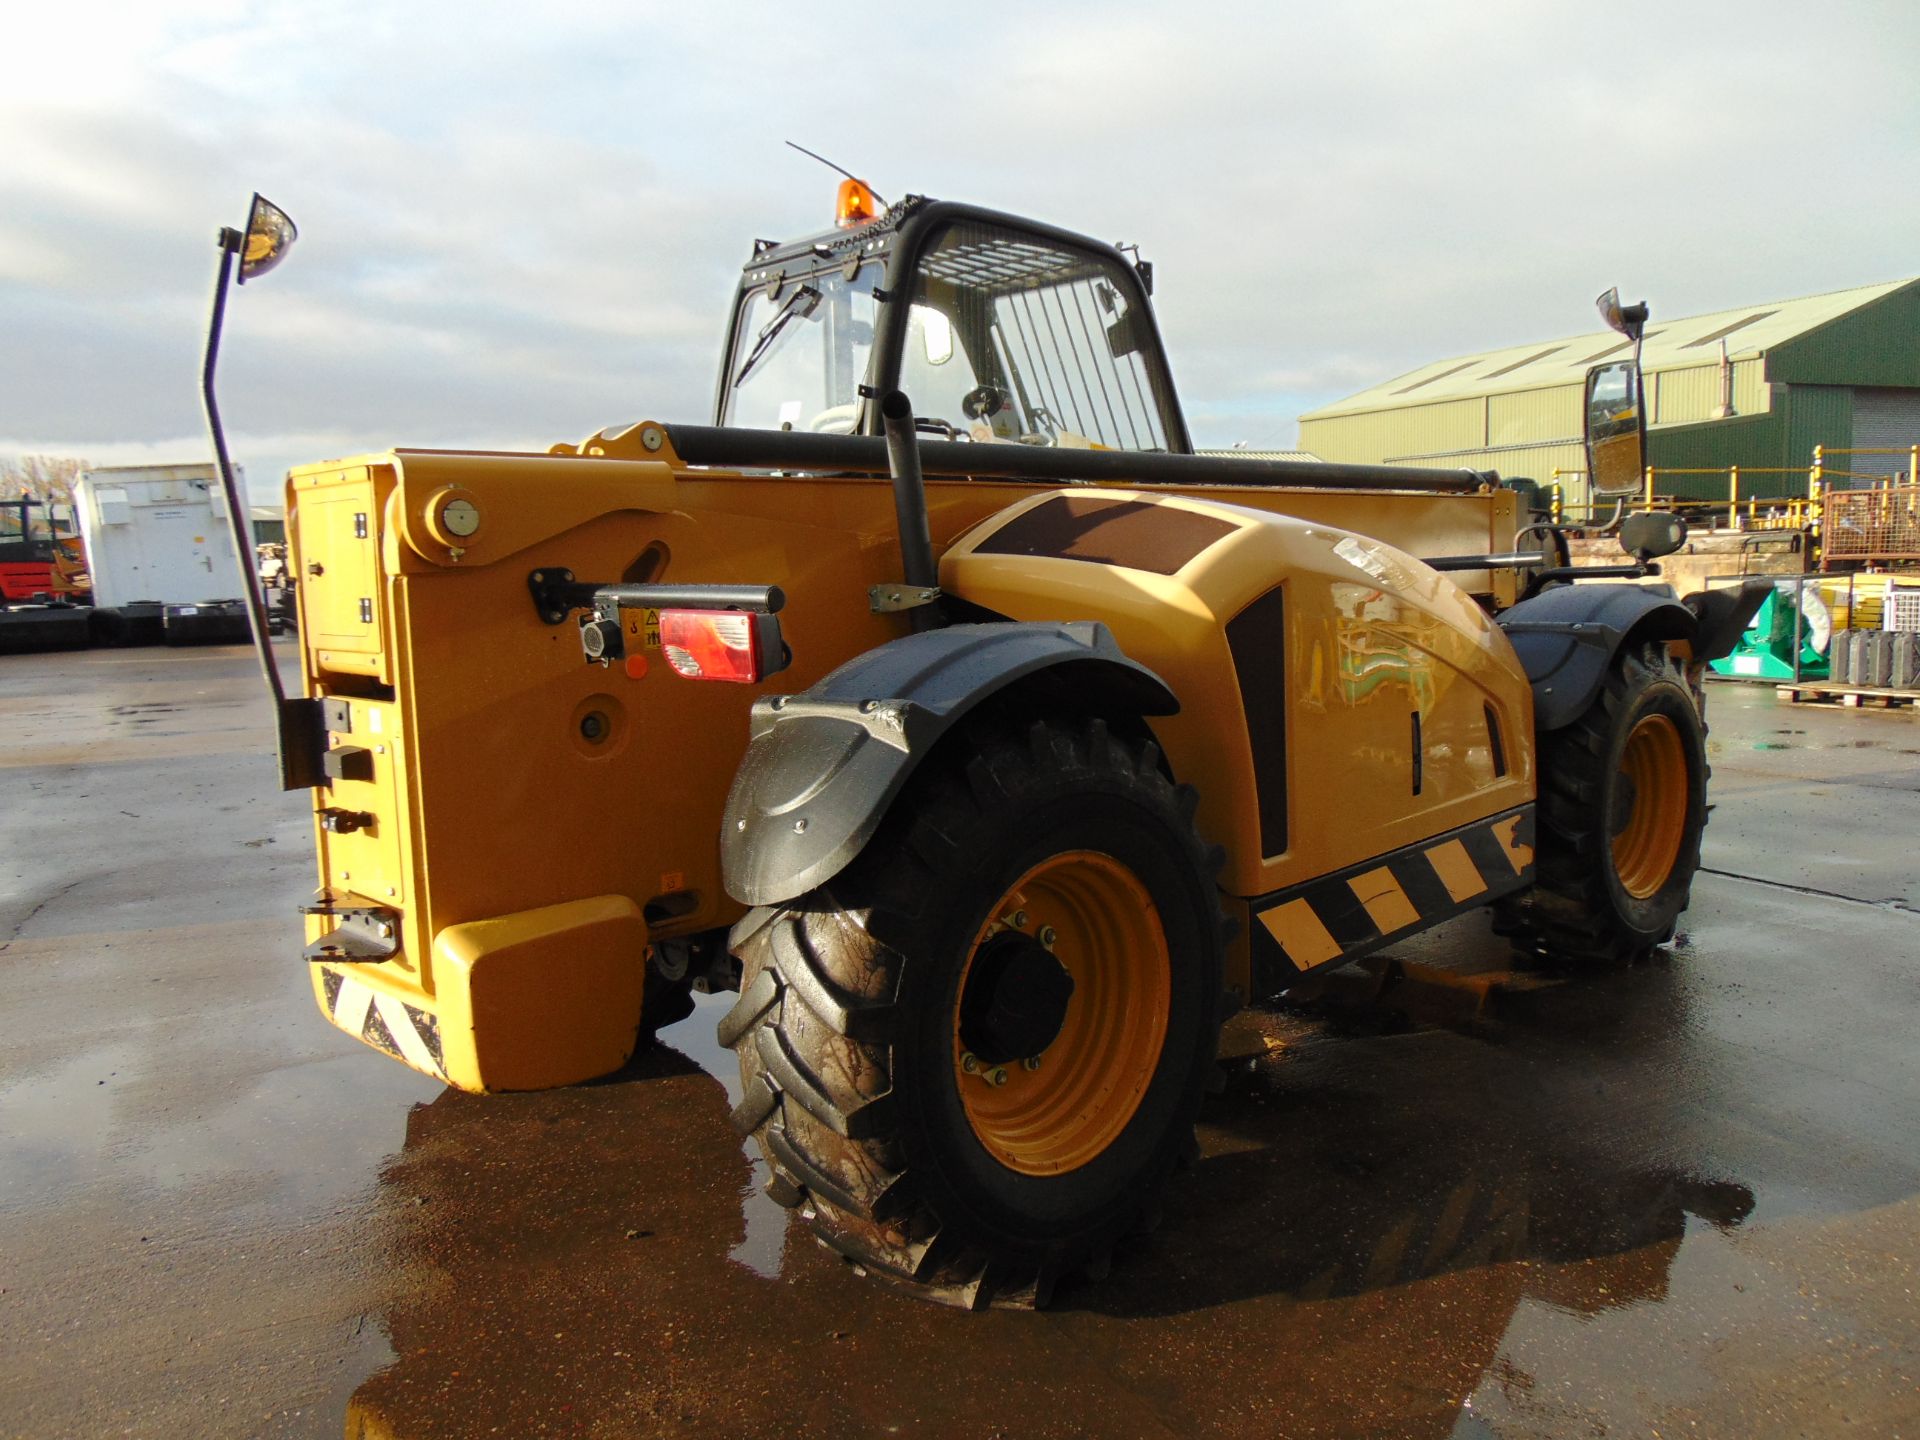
[879,389,942,634]
[201,227,323,790]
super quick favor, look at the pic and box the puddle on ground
[337,958,1870,1440]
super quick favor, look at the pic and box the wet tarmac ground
[2,644,1917,1439]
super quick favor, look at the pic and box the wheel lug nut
[961,1052,979,1074]
[987,1067,1009,1086]
[1022,1056,1042,1071]
[1038,925,1057,948]
[1011,910,1028,929]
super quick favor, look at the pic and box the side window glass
[986,273,1165,450]
[898,304,982,438]
[905,223,1173,451]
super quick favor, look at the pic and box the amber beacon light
[835,177,881,228]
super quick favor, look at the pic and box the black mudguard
[720,622,1178,908]
[1497,583,1699,731]
[1684,577,1773,666]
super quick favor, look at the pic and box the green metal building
[1298,278,1920,511]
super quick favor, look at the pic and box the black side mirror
[1620,510,1687,562]
[1585,359,1648,497]
[1587,287,1652,500]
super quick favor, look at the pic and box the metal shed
[1299,278,1920,512]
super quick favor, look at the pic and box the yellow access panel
[310,697,408,909]
[292,465,392,680]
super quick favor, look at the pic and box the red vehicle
[0,498,80,601]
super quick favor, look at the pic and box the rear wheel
[1500,641,1708,966]
[720,717,1226,1308]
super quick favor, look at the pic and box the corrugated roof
[1302,278,1918,420]
[1196,448,1321,463]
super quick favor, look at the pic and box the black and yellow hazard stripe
[1248,804,1535,994]
[319,967,447,1082]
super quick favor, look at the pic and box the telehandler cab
[204,182,1765,1308]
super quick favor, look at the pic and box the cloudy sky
[3,1,1917,499]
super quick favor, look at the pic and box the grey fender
[1496,583,1698,731]
[720,621,1178,908]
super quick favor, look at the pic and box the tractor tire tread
[1498,640,1707,967]
[724,715,1227,1309]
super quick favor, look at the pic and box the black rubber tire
[1498,640,1708,966]
[87,608,131,647]
[637,965,695,1043]
[718,716,1227,1309]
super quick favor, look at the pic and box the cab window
[902,222,1174,450]
[725,267,878,435]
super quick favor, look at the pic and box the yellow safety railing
[1549,466,1813,530]
[1544,444,1919,558]
[1809,443,1920,488]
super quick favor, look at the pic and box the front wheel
[1499,640,1709,965]
[719,717,1226,1308]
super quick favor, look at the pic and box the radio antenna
[784,141,887,206]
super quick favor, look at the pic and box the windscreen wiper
[733,284,821,388]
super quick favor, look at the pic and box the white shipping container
[73,464,248,609]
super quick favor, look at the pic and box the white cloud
[2,0,1917,476]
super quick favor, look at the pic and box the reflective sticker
[1423,838,1488,903]
[1491,814,1535,873]
[1348,866,1421,936]
[1333,535,1391,582]
[1250,805,1535,987]
[333,974,374,1035]
[323,968,446,1082]
[1259,898,1344,971]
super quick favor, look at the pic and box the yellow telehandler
[201,184,1765,1307]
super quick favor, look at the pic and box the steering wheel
[961,385,1009,421]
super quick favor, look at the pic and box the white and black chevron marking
[320,967,446,1081]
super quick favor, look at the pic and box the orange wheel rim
[954,851,1170,1176]
[1613,713,1689,899]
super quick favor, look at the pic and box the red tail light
[661,609,762,683]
